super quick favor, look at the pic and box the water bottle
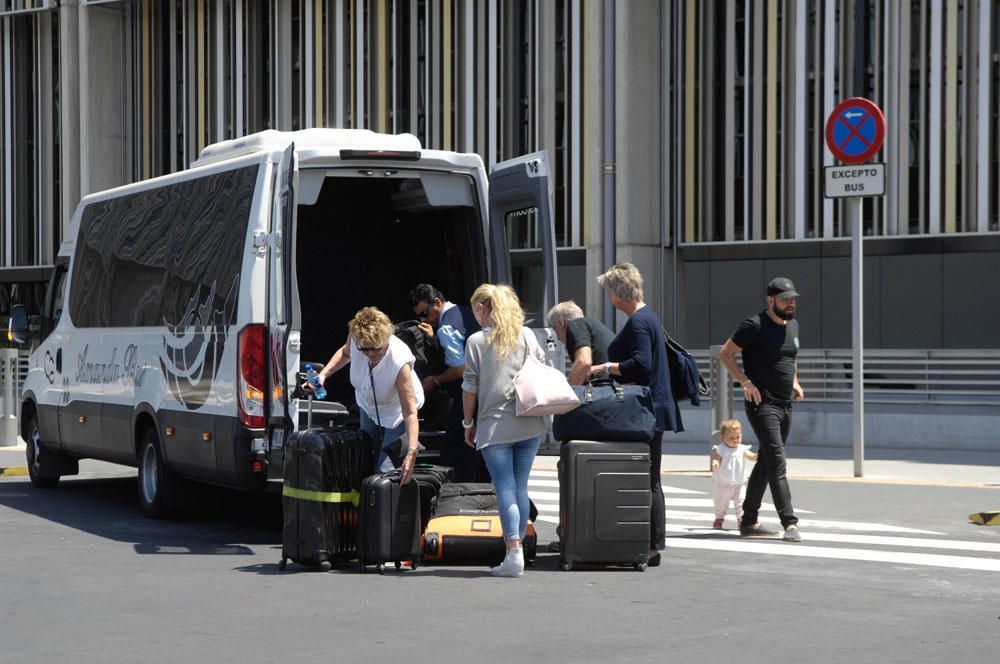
[304,364,327,400]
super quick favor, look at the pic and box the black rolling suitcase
[357,471,422,574]
[279,427,376,571]
[558,439,651,571]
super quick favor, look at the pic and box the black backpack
[662,328,709,406]
[394,319,445,379]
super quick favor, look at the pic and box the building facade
[2,0,999,351]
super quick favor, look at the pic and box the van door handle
[56,348,62,373]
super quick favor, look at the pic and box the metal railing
[696,348,1000,409]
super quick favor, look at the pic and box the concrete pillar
[78,3,126,196]
[582,0,606,322]
[612,0,662,327]
[1,349,18,447]
[58,0,81,234]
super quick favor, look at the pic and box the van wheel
[138,428,177,518]
[25,415,59,489]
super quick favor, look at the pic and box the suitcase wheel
[358,563,366,574]
[394,561,401,571]
[277,558,287,571]
[634,561,647,572]
[377,562,386,575]
[559,559,572,572]
[320,560,332,572]
[409,559,419,571]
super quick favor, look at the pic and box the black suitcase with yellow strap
[278,427,376,571]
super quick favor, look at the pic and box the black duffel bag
[552,380,656,443]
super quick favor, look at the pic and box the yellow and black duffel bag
[421,483,537,565]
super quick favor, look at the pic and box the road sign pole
[850,196,864,477]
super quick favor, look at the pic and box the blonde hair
[547,300,584,326]
[596,262,644,302]
[348,307,394,349]
[470,283,525,359]
[719,419,742,438]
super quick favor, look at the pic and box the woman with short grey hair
[591,262,681,567]
[595,262,644,303]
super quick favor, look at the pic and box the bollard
[708,346,734,466]
[1,348,18,447]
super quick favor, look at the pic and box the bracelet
[406,447,419,457]
[462,420,475,429]
[603,362,611,379]
[741,379,752,387]
[433,376,441,387]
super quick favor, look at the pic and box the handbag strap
[368,362,384,444]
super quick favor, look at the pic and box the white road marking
[664,510,944,535]
[663,537,1000,573]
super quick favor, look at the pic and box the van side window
[50,267,67,331]
[68,165,259,328]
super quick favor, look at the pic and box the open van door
[267,143,297,463]
[488,151,559,327]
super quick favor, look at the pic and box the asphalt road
[0,462,997,664]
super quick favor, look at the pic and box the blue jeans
[359,408,406,473]
[480,436,542,541]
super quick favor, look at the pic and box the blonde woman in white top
[462,284,546,578]
[305,307,424,485]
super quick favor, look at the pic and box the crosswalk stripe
[662,537,1000,573]
[664,525,989,552]
[663,510,943,535]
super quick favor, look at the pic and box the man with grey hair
[546,300,615,385]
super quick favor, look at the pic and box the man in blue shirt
[410,283,482,481]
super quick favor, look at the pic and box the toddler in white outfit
[710,419,758,529]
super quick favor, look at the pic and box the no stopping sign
[825,98,886,165]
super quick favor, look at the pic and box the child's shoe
[713,518,724,530]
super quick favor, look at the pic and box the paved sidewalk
[4,440,999,488]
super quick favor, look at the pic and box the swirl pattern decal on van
[159,279,239,410]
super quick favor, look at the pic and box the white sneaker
[783,525,802,542]
[489,548,524,577]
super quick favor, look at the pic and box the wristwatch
[406,447,419,457]
[462,419,475,429]
[603,362,612,379]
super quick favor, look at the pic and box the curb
[0,466,28,477]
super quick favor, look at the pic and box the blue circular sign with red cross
[825,97,886,165]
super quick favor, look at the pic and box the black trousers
[742,401,798,529]
[650,431,666,550]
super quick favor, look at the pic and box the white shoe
[489,548,524,577]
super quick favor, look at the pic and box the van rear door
[488,151,559,329]
[267,143,297,461]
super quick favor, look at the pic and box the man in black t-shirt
[719,277,805,542]
[547,300,615,384]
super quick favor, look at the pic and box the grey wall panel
[942,252,1000,348]
[863,255,881,348]
[683,261,711,346]
[879,254,942,348]
[708,260,763,345]
[820,256,851,348]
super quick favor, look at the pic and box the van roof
[194,128,424,167]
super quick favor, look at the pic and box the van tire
[138,428,178,518]
[25,414,60,489]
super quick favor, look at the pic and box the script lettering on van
[158,279,238,411]
[76,344,147,387]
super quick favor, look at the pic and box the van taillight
[238,324,266,429]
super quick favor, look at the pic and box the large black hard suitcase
[278,427,376,571]
[357,471,422,574]
[558,439,651,571]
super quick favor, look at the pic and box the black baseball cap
[767,277,800,298]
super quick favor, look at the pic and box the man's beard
[772,303,795,320]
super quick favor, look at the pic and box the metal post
[1,349,18,447]
[709,344,733,439]
[850,198,864,476]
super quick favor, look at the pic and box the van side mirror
[8,304,28,344]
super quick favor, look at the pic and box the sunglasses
[358,346,385,354]
[415,305,432,319]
